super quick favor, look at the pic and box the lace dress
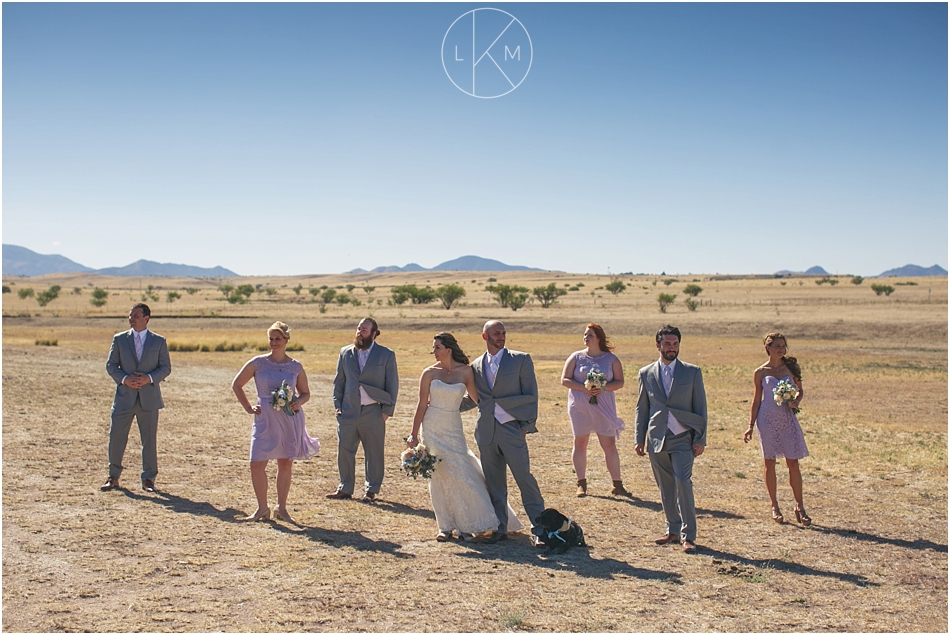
[567,351,625,438]
[421,380,523,534]
[755,375,809,460]
[249,356,320,461]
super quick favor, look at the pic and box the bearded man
[328,317,399,503]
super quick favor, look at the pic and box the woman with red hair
[560,323,628,497]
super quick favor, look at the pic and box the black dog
[535,508,586,555]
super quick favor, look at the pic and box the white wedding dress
[422,380,523,535]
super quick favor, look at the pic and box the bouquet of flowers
[584,368,607,405]
[270,379,297,416]
[401,443,439,480]
[772,378,801,414]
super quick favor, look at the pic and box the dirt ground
[2,277,948,632]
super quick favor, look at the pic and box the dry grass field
[2,271,947,632]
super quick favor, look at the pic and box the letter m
[505,45,521,61]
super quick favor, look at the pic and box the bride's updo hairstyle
[434,332,469,365]
[268,321,291,340]
[764,332,801,380]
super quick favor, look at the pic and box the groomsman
[635,325,707,553]
[102,303,172,492]
[464,320,546,544]
[328,318,398,503]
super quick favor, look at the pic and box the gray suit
[105,329,172,480]
[463,349,545,533]
[332,343,398,495]
[636,358,707,541]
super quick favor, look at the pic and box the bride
[407,332,523,541]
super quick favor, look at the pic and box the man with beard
[328,318,398,502]
[635,325,707,553]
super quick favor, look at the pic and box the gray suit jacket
[635,359,707,453]
[333,343,398,421]
[462,349,539,445]
[106,329,171,411]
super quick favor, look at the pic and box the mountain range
[346,255,543,274]
[2,244,237,278]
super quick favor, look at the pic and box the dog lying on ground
[535,508,586,555]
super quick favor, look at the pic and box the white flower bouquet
[270,379,297,416]
[772,378,800,414]
[584,368,607,404]
[401,443,439,480]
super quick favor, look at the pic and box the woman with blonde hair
[560,323,628,497]
[744,332,810,525]
[232,321,320,522]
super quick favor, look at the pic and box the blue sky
[3,2,946,276]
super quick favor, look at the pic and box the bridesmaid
[232,321,320,522]
[560,323,628,497]
[744,332,811,525]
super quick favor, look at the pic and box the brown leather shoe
[142,479,156,493]
[681,539,697,553]
[100,477,119,492]
[325,490,352,500]
[361,491,377,503]
[654,533,680,545]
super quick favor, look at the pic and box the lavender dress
[755,375,809,460]
[567,351,625,438]
[249,356,320,461]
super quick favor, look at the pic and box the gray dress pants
[648,430,697,541]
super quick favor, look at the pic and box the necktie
[487,354,497,389]
[135,333,144,361]
[663,365,673,396]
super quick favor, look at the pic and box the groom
[464,320,545,544]
[329,317,398,503]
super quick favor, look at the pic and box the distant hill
[2,244,237,277]
[96,259,238,277]
[774,266,829,275]
[346,255,542,274]
[877,264,948,278]
[3,244,94,276]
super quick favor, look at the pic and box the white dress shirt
[485,349,516,424]
[660,358,689,436]
[357,342,377,406]
[123,329,153,386]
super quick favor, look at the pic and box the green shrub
[532,283,567,308]
[658,293,677,313]
[293,284,304,295]
[166,291,181,303]
[1,286,10,294]
[35,285,61,307]
[435,284,467,310]
[362,285,376,294]
[236,284,255,298]
[90,288,109,307]
[683,284,703,297]
[662,278,678,286]
[218,284,235,297]
[391,284,436,305]
[185,287,199,295]
[35,338,58,346]
[684,298,699,311]
[851,276,864,285]
[604,280,626,295]
[486,284,529,311]
[870,284,894,297]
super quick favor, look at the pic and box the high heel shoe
[771,508,784,523]
[794,508,811,526]
[275,508,295,523]
[241,507,270,522]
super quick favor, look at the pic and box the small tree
[684,298,699,311]
[90,288,109,307]
[604,279,627,295]
[683,284,703,297]
[870,284,894,297]
[236,284,255,299]
[320,288,338,305]
[533,283,567,308]
[658,293,677,313]
[391,284,436,305]
[2,285,10,294]
[35,285,62,307]
[851,276,864,285]
[507,288,530,311]
[218,284,235,297]
[18,288,34,299]
[662,278,678,286]
[362,285,376,295]
[292,284,303,295]
[435,283,466,310]
[185,287,199,295]
[166,291,181,303]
